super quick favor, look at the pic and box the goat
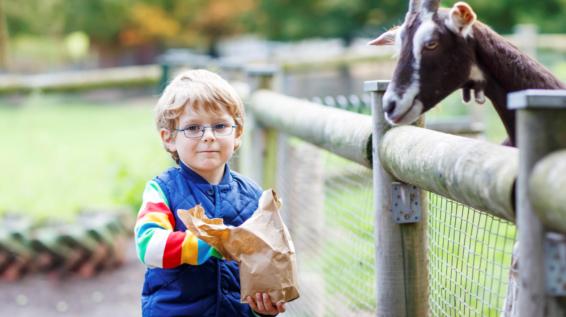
[369,2,566,315]
[369,0,566,146]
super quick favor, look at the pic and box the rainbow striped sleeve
[134,180,220,268]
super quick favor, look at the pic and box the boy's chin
[190,161,227,176]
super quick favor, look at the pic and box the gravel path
[0,239,145,317]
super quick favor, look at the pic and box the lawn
[295,150,515,316]
[0,93,173,222]
[3,56,564,223]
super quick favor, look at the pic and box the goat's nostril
[384,100,396,115]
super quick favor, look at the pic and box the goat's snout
[384,100,397,116]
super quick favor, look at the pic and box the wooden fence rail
[247,77,566,316]
[379,126,517,221]
[0,65,160,94]
[530,150,566,233]
[248,89,518,222]
[249,90,373,168]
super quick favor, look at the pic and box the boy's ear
[233,131,242,151]
[160,128,177,153]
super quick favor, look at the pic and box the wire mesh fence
[310,94,371,114]
[268,136,516,317]
[243,79,517,316]
[275,137,376,317]
[428,194,516,317]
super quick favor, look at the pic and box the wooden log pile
[0,209,133,281]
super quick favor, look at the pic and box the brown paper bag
[178,189,300,303]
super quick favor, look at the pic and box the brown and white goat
[369,0,565,146]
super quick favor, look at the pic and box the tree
[470,0,566,33]
[181,0,256,56]
[248,0,405,43]
[0,0,8,69]
[250,0,566,43]
[63,0,134,45]
[119,3,180,47]
[94,0,255,57]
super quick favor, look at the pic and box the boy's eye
[213,123,228,130]
[186,124,201,132]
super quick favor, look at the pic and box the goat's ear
[368,26,398,46]
[446,2,476,37]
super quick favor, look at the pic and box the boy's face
[160,105,241,184]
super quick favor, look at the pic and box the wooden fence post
[244,65,279,188]
[513,24,538,60]
[365,80,429,316]
[508,89,566,317]
[218,60,245,83]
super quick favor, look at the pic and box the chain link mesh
[265,133,516,317]
[428,194,516,317]
[275,137,376,317]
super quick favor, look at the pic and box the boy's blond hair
[155,69,245,162]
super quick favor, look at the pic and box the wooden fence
[0,25,564,96]
[240,68,566,316]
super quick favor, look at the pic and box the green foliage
[59,0,259,64]
[250,0,566,41]
[0,94,172,221]
[63,0,135,43]
[554,62,566,81]
[4,0,67,36]
[4,0,566,53]
[4,0,133,44]
[248,0,405,41]
[463,0,566,34]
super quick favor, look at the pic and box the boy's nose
[201,127,216,141]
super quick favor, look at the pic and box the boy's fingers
[262,293,281,314]
[276,301,286,313]
[262,293,273,307]
[255,293,265,312]
[246,296,258,311]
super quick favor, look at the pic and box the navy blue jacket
[141,162,263,317]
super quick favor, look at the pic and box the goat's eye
[424,41,439,50]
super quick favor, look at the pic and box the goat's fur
[370,2,566,316]
[370,1,566,146]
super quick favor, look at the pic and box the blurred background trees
[1,0,566,70]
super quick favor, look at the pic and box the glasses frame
[174,123,238,139]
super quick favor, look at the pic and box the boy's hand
[246,292,286,316]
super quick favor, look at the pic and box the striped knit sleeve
[134,180,220,268]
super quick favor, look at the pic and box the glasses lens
[180,124,235,138]
[183,125,202,138]
[213,123,233,136]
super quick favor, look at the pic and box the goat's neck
[471,23,566,145]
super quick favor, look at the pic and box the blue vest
[141,162,262,317]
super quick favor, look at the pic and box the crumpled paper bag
[178,189,300,303]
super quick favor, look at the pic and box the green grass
[321,184,376,314]
[310,152,515,316]
[428,194,516,316]
[0,93,173,222]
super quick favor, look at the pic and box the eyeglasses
[174,123,237,139]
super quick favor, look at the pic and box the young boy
[135,69,286,317]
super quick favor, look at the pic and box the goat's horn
[421,0,440,12]
[409,0,421,13]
